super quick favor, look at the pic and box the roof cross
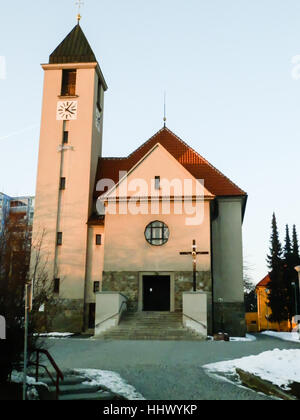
[180,240,209,292]
[76,0,84,23]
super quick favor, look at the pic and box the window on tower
[54,278,60,294]
[61,69,77,96]
[97,80,102,111]
[63,131,69,144]
[57,232,63,246]
[60,177,66,190]
[96,234,102,245]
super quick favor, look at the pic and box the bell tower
[31,22,108,332]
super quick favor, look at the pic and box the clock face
[57,101,78,120]
[95,108,101,132]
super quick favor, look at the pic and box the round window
[145,221,170,246]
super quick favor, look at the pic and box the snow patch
[230,334,256,342]
[262,331,300,344]
[34,332,74,338]
[203,349,300,390]
[74,369,145,400]
[11,370,48,400]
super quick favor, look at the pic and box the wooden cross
[180,240,209,292]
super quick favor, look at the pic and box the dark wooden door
[143,276,171,311]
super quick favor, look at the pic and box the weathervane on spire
[76,0,84,23]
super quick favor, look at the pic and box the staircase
[95,312,205,341]
[38,373,124,401]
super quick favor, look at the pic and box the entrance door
[143,276,171,311]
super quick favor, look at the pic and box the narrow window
[93,281,100,293]
[96,234,102,245]
[97,81,102,111]
[155,176,161,190]
[63,131,69,144]
[57,232,63,246]
[61,69,77,96]
[60,177,66,190]
[54,278,60,294]
[88,303,96,329]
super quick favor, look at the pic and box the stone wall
[174,271,211,311]
[102,271,212,332]
[102,272,139,312]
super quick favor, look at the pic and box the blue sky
[1,0,300,284]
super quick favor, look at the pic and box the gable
[101,143,214,199]
[95,127,247,199]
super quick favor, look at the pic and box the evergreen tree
[291,225,300,317]
[284,225,292,258]
[292,225,300,264]
[267,213,283,270]
[266,214,289,329]
[284,225,297,329]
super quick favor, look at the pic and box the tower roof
[49,24,97,64]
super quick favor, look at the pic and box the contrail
[0,124,39,141]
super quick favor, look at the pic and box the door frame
[138,272,175,312]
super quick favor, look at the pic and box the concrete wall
[103,202,211,273]
[212,197,246,336]
[94,292,127,335]
[183,292,207,337]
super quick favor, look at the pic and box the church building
[31,21,248,338]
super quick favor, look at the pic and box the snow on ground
[230,334,256,342]
[11,370,48,400]
[203,349,300,391]
[34,332,74,339]
[208,334,256,342]
[75,369,145,400]
[262,331,300,344]
[11,370,47,387]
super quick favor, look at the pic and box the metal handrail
[34,349,64,400]
[95,300,127,328]
[183,313,207,329]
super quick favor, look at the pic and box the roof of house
[49,24,97,64]
[94,127,247,198]
[256,274,271,288]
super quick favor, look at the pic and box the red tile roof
[94,127,247,198]
[256,275,271,288]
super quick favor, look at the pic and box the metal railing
[33,349,64,400]
[183,313,207,330]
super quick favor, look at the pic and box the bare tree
[0,216,57,384]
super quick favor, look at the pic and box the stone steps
[38,373,122,401]
[95,312,204,341]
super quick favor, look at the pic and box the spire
[49,24,97,64]
[163,91,167,128]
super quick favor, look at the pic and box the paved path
[44,335,300,400]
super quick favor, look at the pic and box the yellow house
[256,275,294,332]
[245,312,258,333]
